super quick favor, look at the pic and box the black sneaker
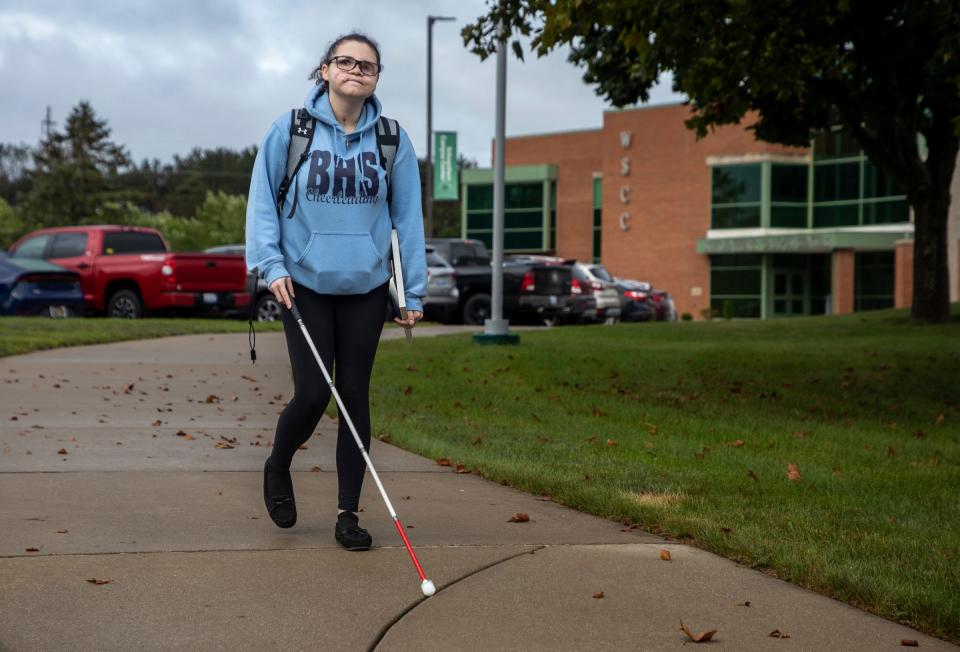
[263,458,296,528]
[335,511,372,551]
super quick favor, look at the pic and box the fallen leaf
[605,439,617,447]
[935,414,945,425]
[86,578,111,585]
[738,601,751,607]
[592,406,608,417]
[151,420,162,427]
[404,385,413,396]
[680,621,717,642]
[56,529,68,534]
[747,469,759,482]
[887,446,898,457]
[769,629,791,639]
[507,513,530,523]
[721,527,733,534]
[25,547,40,552]
[901,640,919,647]
[914,429,926,439]
[214,441,235,449]
[435,457,451,466]
[311,466,321,472]
[660,549,672,561]
[787,463,801,481]
[592,591,604,599]
[57,448,68,455]
[727,439,745,447]
[455,464,470,474]
[205,394,220,403]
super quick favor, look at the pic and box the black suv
[425,238,585,325]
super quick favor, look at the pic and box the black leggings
[269,279,388,512]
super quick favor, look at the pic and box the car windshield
[426,252,448,267]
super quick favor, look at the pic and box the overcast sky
[0,0,683,168]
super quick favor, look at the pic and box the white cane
[389,229,413,342]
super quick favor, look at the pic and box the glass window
[503,231,543,250]
[507,209,543,230]
[863,161,904,199]
[712,165,761,204]
[710,298,761,319]
[467,212,492,230]
[863,199,909,225]
[102,231,165,254]
[711,205,761,229]
[50,232,88,258]
[855,251,894,311]
[712,269,762,295]
[592,177,602,208]
[589,265,613,281]
[505,183,543,209]
[12,234,50,259]
[771,165,807,203]
[466,185,492,211]
[770,205,807,228]
[814,162,859,202]
[813,203,859,228]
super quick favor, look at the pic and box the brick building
[460,103,960,319]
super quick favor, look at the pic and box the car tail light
[521,270,535,292]
[161,262,176,284]
[591,281,604,292]
[624,290,647,301]
[651,293,663,304]
[571,278,582,295]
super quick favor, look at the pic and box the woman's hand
[394,310,422,329]
[270,277,295,309]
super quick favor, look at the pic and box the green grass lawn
[0,316,284,358]
[368,307,960,642]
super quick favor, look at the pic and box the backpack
[247,109,401,363]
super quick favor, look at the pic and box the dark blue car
[0,253,84,317]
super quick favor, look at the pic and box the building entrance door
[773,270,806,316]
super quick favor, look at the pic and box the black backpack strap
[276,108,315,218]
[375,116,400,209]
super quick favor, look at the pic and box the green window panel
[507,209,545,229]
[711,205,761,229]
[467,212,492,230]
[466,184,493,211]
[855,251,894,311]
[711,254,762,267]
[504,230,546,249]
[813,203,859,228]
[814,161,859,202]
[863,161,904,199]
[710,298,762,319]
[592,177,602,208]
[712,268,762,295]
[771,164,808,203]
[712,164,761,204]
[863,199,908,225]
[505,182,544,209]
[770,205,807,228]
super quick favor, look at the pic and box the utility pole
[426,15,456,238]
[41,106,55,139]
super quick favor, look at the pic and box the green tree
[23,101,131,228]
[0,197,25,249]
[464,1,960,322]
[0,143,33,205]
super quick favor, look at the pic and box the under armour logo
[297,127,308,135]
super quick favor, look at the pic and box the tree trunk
[910,190,951,322]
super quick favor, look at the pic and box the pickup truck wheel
[255,294,281,322]
[462,293,491,326]
[107,289,142,319]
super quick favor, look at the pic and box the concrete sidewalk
[0,327,954,651]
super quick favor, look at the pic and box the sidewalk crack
[368,545,545,651]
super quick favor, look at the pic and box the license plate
[48,305,68,318]
[549,295,558,305]
[203,292,218,304]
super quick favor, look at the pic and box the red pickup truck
[7,225,250,318]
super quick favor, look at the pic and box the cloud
[0,0,683,167]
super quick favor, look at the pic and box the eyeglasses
[328,55,382,77]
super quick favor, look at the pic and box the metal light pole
[426,15,456,239]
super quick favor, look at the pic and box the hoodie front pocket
[295,231,383,292]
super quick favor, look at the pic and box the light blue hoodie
[245,85,426,312]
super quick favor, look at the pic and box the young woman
[245,32,426,551]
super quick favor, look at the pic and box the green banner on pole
[433,131,458,201]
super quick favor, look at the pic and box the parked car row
[1,228,675,324]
